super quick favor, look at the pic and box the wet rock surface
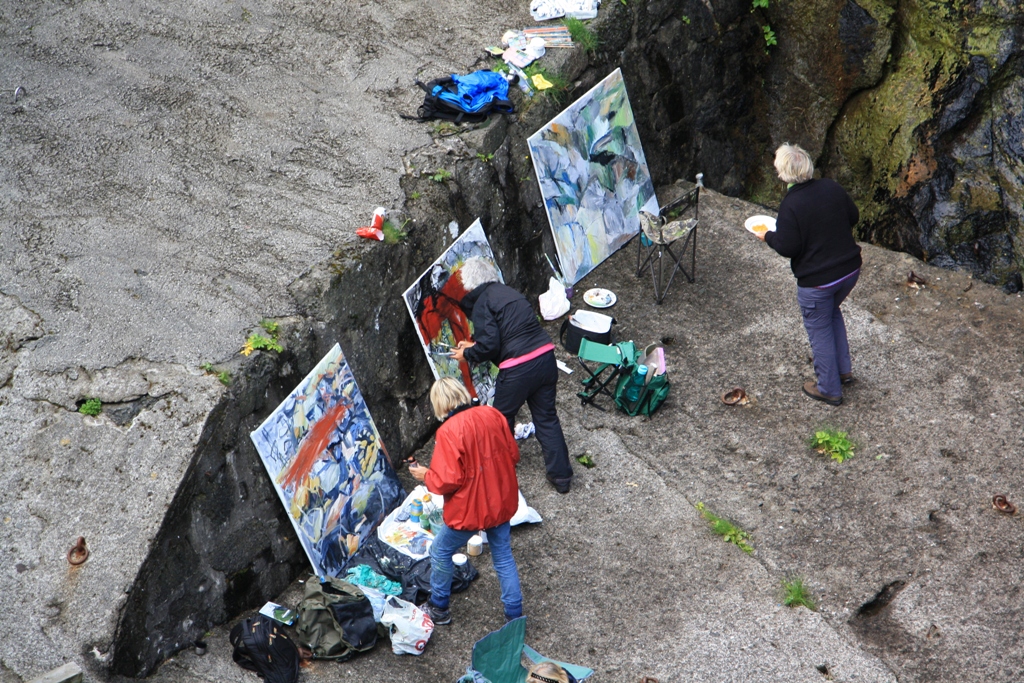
[581,0,1023,288]
[2,1,1024,682]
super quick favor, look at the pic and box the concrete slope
[0,0,528,680]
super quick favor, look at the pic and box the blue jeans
[796,271,859,397]
[429,521,523,619]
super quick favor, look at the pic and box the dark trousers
[492,351,573,482]
[796,271,859,397]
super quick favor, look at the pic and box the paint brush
[544,253,565,285]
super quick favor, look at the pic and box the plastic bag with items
[380,595,434,655]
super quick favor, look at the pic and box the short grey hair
[459,257,500,291]
[774,143,814,184]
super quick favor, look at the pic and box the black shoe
[840,373,855,386]
[546,475,571,494]
[421,601,451,625]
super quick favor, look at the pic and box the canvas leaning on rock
[528,68,659,285]
[249,343,405,579]
[403,219,504,405]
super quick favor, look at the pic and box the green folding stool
[575,338,637,410]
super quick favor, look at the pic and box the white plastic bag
[380,595,434,655]
[539,276,570,320]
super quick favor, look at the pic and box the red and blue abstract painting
[250,343,405,578]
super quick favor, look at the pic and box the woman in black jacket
[760,143,861,406]
[451,257,573,493]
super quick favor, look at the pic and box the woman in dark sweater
[760,144,861,406]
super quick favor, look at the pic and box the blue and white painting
[528,68,659,284]
[250,343,405,578]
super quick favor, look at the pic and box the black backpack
[404,73,515,124]
[294,576,379,661]
[229,615,300,683]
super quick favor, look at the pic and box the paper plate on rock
[583,288,616,308]
[745,215,777,236]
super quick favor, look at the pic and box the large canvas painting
[250,343,405,579]
[528,68,658,285]
[403,219,504,405]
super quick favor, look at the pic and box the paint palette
[583,288,617,308]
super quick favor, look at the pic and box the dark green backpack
[613,345,670,417]
[295,576,378,661]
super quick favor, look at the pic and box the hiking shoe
[802,381,842,406]
[840,373,855,386]
[546,475,571,494]
[421,601,451,625]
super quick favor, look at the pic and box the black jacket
[460,282,551,365]
[766,178,862,287]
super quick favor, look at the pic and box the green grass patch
[563,17,598,53]
[695,502,754,554]
[382,218,409,244]
[476,152,495,162]
[781,577,817,610]
[576,453,596,468]
[809,428,855,462]
[78,398,102,416]
[409,191,421,200]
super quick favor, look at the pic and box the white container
[452,553,468,566]
[466,535,484,556]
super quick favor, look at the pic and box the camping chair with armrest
[636,173,704,304]
[575,338,637,410]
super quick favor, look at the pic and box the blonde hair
[774,143,814,184]
[459,256,500,292]
[430,377,472,420]
[527,662,569,683]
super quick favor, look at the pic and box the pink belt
[498,343,555,370]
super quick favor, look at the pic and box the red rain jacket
[423,405,520,531]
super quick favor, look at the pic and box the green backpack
[613,344,670,417]
[294,575,379,660]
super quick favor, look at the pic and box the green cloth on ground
[345,564,402,596]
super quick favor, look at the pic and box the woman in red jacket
[409,377,524,625]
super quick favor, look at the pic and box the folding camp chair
[636,173,704,304]
[575,338,636,410]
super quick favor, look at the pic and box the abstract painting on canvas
[403,219,504,405]
[250,343,405,578]
[528,68,658,285]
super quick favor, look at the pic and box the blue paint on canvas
[250,343,405,578]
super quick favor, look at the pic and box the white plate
[583,288,616,308]
[744,215,777,235]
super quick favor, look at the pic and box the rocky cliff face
[589,0,1023,291]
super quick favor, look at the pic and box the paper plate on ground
[745,215,777,236]
[583,288,617,308]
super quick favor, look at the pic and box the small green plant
[476,152,495,162]
[809,428,855,462]
[751,0,769,8]
[430,121,459,136]
[682,15,691,25]
[429,168,453,183]
[382,218,410,244]
[576,453,596,468]
[762,25,777,48]
[259,319,279,336]
[79,398,102,416]
[563,17,599,53]
[522,64,571,105]
[201,363,231,386]
[695,502,754,554]
[240,6,252,21]
[782,577,817,610]
[409,191,421,200]
[242,334,283,356]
